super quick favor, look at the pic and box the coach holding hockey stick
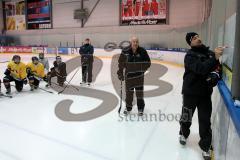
[117,36,151,116]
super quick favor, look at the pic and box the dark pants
[47,69,66,86]
[28,75,40,89]
[3,75,24,92]
[179,95,212,152]
[81,55,93,83]
[125,76,145,112]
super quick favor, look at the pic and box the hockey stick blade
[38,87,54,94]
[0,93,13,98]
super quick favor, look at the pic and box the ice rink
[0,53,203,160]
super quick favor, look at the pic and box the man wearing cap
[179,32,223,160]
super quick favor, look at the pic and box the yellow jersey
[26,62,45,78]
[7,61,27,80]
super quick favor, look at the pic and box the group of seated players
[0,53,67,95]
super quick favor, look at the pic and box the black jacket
[182,45,220,96]
[117,47,151,78]
[53,61,67,77]
[79,44,94,57]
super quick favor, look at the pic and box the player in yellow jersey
[26,57,47,91]
[3,55,28,94]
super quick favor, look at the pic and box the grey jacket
[39,58,49,72]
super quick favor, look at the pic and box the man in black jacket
[46,56,67,87]
[117,36,151,116]
[179,32,223,160]
[79,38,94,86]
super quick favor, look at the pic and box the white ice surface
[0,54,202,160]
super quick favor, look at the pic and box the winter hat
[186,32,198,45]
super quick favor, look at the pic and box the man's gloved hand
[206,71,220,87]
[23,78,28,85]
[118,74,124,81]
[43,76,48,82]
[4,69,11,76]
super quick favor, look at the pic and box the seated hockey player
[3,55,27,94]
[26,57,47,91]
[39,52,49,73]
[46,56,67,87]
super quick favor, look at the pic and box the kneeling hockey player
[26,56,47,91]
[3,55,27,94]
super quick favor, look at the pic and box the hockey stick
[9,77,54,94]
[45,69,79,92]
[29,79,54,94]
[0,80,12,98]
[118,80,123,114]
[0,82,13,98]
[0,93,13,98]
[10,83,54,94]
[54,72,80,90]
[37,86,54,94]
[58,67,81,94]
[47,70,79,90]
[0,61,9,63]
[65,83,79,91]
[27,76,54,94]
[50,81,79,91]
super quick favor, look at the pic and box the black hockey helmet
[12,55,21,61]
[32,56,39,62]
[39,52,44,59]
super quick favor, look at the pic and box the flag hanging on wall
[120,0,168,25]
